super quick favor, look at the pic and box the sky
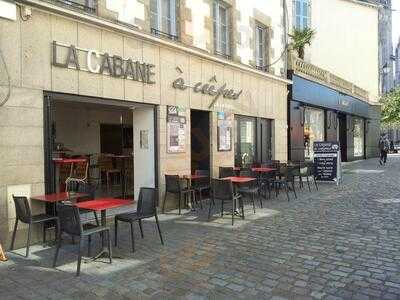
[394,0,400,47]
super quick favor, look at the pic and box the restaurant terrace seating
[163,175,195,215]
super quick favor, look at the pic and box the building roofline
[341,0,381,9]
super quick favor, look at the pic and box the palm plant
[289,27,316,59]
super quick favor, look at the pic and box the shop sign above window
[172,68,242,108]
[51,41,156,84]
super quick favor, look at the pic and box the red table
[75,198,134,259]
[251,167,276,173]
[223,176,257,183]
[31,192,88,203]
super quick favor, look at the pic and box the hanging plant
[289,27,316,59]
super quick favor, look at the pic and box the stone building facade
[0,0,290,246]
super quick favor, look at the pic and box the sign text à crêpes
[51,41,155,84]
[172,69,242,108]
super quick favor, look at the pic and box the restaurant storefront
[0,4,290,244]
[288,74,378,162]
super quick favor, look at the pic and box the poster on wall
[313,141,342,185]
[140,130,149,149]
[167,106,186,153]
[217,112,232,151]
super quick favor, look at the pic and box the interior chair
[114,187,163,252]
[53,203,111,276]
[162,175,195,215]
[98,155,122,195]
[10,195,59,257]
[208,178,242,226]
[219,167,235,178]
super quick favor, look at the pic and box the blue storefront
[289,75,373,162]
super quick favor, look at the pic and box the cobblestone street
[1,157,400,300]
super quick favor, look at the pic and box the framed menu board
[167,106,186,153]
[217,112,232,151]
[313,141,341,185]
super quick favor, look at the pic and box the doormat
[373,198,400,204]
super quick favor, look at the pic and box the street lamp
[381,63,390,95]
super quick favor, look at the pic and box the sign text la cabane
[52,41,155,84]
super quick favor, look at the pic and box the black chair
[301,161,319,191]
[192,170,211,209]
[53,203,112,276]
[219,167,235,178]
[238,169,260,210]
[272,165,297,201]
[162,175,195,215]
[66,179,99,225]
[114,187,163,252]
[208,178,242,226]
[10,195,59,257]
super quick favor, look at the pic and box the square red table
[223,176,257,184]
[31,192,88,203]
[75,198,134,259]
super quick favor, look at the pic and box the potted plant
[289,27,316,59]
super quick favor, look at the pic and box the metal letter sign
[52,41,156,84]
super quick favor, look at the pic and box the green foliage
[380,88,400,125]
[289,28,316,59]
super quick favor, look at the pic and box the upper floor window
[294,0,310,30]
[53,0,97,14]
[255,25,268,71]
[213,1,230,58]
[150,0,178,40]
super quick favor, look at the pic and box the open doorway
[190,110,210,173]
[44,93,156,200]
[338,113,347,162]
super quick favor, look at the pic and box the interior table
[75,198,134,259]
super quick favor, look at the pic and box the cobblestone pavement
[1,156,400,300]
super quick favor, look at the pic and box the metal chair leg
[94,212,100,226]
[130,222,135,252]
[26,224,32,257]
[178,193,182,215]
[114,218,118,247]
[88,235,92,257]
[76,238,82,276]
[138,219,144,238]
[292,181,297,199]
[10,219,18,250]
[252,193,256,214]
[307,176,311,192]
[107,231,112,264]
[314,176,319,190]
[155,214,164,245]
[285,184,290,202]
[43,224,46,244]
[207,197,213,220]
[162,192,167,213]
[53,235,61,268]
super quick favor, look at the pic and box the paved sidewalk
[1,156,400,299]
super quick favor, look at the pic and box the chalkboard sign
[313,141,341,184]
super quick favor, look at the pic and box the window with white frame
[255,25,268,70]
[294,0,310,30]
[150,0,178,39]
[213,1,230,57]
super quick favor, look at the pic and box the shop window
[53,0,97,14]
[150,0,179,41]
[235,116,256,167]
[304,107,324,159]
[255,24,268,72]
[294,0,310,30]
[353,118,365,157]
[213,0,230,59]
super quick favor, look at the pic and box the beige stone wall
[0,7,288,244]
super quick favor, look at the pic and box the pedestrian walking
[379,133,390,165]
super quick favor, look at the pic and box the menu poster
[167,106,186,153]
[217,112,232,151]
[313,141,341,184]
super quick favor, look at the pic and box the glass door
[235,115,256,167]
